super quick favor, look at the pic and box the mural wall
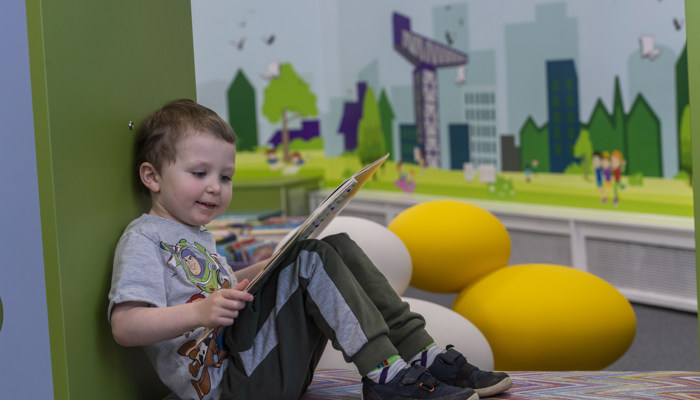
[192,0,691,217]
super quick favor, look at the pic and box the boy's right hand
[195,279,254,328]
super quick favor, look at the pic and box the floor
[402,286,699,371]
[606,303,699,371]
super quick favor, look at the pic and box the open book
[196,153,389,345]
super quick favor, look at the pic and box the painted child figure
[108,99,512,400]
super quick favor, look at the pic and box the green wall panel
[686,0,700,358]
[26,0,196,398]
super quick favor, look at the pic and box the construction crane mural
[393,12,468,168]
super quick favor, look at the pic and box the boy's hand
[195,279,254,328]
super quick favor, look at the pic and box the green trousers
[220,233,433,399]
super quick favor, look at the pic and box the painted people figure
[592,151,606,204]
[610,150,626,206]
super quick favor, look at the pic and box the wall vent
[507,229,572,266]
[586,238,697,305]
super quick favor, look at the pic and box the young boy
[108,99,512,400]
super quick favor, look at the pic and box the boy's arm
[111,279,253,347]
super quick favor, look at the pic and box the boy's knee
[297,235,353,257]
[319,232,356,251]
[321,232,351,242]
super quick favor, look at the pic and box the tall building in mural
[546,60,580,173]
[227,70,258,151]
[505,3,578,135]
[400,124,419,162]
[464,88,498,169]
[500,135,521,171]
[462,50,498,170]
[393,12,468,168]
[433,3,470,170]
[449,124,470,169]
[391,85,414,160]
[338,82,367,151]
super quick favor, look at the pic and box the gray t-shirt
[108,214,238,400]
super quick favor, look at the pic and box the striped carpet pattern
[302,369,700,399]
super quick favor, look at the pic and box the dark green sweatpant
[220,233,433,399]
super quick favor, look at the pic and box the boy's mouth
[196,201,217,208]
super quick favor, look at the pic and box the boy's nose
[207,179,221,194]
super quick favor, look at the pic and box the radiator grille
[586,238,697,299]
[507,229,572,266]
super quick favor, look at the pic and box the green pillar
[685,0,700,364]
[26,0,196,398]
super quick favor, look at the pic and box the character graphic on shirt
[160,239,232,399]
[160,239,231,293]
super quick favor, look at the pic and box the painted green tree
[612,76,627,155]
[227,69,258,152]
[626,94,662,177]
[378,89,395,160]
[520,117,549,172]
[262,63,318,162]
[588,78,626,154]
[587,99,617,152]
[676,43,690,180]
[572,128,593,180]
[357,86,387,167]
[679,104,692,183]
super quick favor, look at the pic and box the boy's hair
[135,99,237,194]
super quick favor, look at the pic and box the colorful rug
[302,369,700,399]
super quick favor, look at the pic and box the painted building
[546,59,580,173]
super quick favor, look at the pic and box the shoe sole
[360,393,479,400]
[362,391,479,400]
[474,376,513,397]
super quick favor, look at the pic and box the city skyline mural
[191,0,692,217]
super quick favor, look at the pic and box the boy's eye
[220,175,232,183]
[192,171,206,178]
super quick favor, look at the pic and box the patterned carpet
[302,369,700,399]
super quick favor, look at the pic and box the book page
[244,152,389,293]
[195,153,389,345]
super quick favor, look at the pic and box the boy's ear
[139,162,161,193]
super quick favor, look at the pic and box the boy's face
[148,131,236,227]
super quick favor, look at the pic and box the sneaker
[427,345,512,397]
[362,363,478,400]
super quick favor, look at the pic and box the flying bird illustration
[446,31,455,45]
[263,34,276,45]
[229,37,246,50]
[673,18,684,31]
